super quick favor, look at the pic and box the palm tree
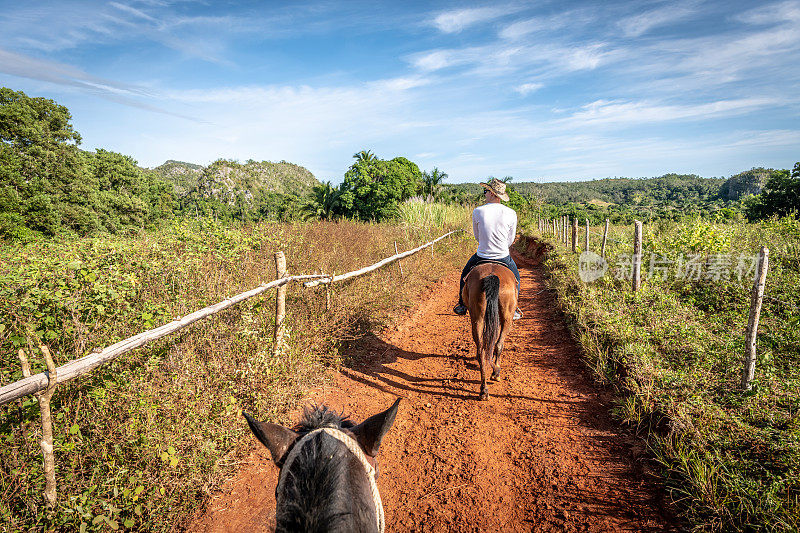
[422,167,448,201]
[352,150,378,164]
[301,182,341,221]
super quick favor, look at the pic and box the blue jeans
[458,254,520,305]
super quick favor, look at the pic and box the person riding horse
[453,178,522,320]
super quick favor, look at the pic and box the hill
[152,159,319,202]
[151,160,203,196]
[717,167,776,201]
[443,174,726,206]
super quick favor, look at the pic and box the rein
[277,427,385,533]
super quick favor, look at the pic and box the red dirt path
[191,244,679,532]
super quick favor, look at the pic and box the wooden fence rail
[1,228,463,507]
[303,230,461,288]
[0,229,462,407]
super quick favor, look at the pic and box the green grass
[0,217,473,532]
[533,215,800,531]
[397,198,472,230]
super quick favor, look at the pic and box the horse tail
[481,275,500,360]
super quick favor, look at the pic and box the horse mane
[295,404,356,434]
[277,405,370,533]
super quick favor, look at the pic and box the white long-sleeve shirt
[472,203,517,259]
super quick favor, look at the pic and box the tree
[338,152,423,221]
[0,87,177,238]
[301,181,342,221]
[745,162,800,220]
[0,87,85,235]
[352,150,378,165]
[422,167,448,201]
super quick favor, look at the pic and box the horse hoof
[490,372,500,381]
[479,392,489,401]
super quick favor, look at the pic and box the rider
[453,178,522,320]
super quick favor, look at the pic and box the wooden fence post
[565,216,569,246]
[601,219,609,259]
[274,251,287,356]
[394,242,404,277]
[584,218,589,253]
[632,221,642,291]
[742,246,769,390]
[571,218,577,253]
[325,271,333,312]
[19,347,58,507]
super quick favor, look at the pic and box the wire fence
[534,215,782,392]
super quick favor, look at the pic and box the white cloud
[0,47,204,120]
[617,4,697,38]
[558,98,778,128]
[515,82,543,95]
[369,76,430,92]
[499,11,580,40]
[736,0,800,25]
[410,50,458,72]
[110,1,158,23]
[564,44,612,71]
[499,17,548,40]
[431,6,516,33]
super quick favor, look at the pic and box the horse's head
[244,398,401,533]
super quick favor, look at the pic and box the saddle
[463,258,514,282]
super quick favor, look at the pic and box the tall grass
[0,217,472,532]
[534,216,800,531]
[397,198,472,231]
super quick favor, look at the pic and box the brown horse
[461,263,518,400]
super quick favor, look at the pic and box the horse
[243,398,400,533]
[461,262,518,400]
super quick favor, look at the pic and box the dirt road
[193,242,677,532]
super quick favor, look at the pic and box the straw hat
[480,178,509,201]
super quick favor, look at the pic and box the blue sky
[1,0,798,183]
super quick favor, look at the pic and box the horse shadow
[339,333,485,401]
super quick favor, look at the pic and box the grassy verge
[531,216,799,531]
[0,212,472,532]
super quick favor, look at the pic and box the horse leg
[490,339,503,381]
[478,346,490,400]
[492,285,516,381]
[472,318,489,400]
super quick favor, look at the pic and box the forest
[2,87,797,243]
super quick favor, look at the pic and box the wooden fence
[536,216,770,391]
[0,229,462,506]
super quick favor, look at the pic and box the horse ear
[351,398,401,457]
[243,412,297,465]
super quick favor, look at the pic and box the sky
[1,0,799,184]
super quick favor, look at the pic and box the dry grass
[0,217,473,532]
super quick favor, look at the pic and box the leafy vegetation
[0,216,472,532]
[533,215,800,531]
[745,163,800,221]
